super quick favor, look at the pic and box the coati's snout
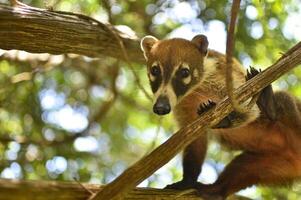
[153,95,171,115]
[140,34,209,115]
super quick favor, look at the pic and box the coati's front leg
[165,135,208,190]
[165,101,242,190]
[246,67,301,130]
[165,101,251,190]
[246,67,277,121]
[165,100,249,190]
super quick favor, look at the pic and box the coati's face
[141,35,209,115]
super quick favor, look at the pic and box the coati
[140,34,301,199]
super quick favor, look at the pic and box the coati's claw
[246,66,261,81]
[197,100,216,115]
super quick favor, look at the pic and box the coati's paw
[164,180,202,190]
[245,67,277,121]
[257,85,277,121]
[197,100,216,116]
[246,66,261,81]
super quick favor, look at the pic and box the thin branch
[89,42,301,200]
[144,117,163,155]
[105,24,152,101]
[101,0,113,24]
[226,0,242,112]
[73,177,95,195]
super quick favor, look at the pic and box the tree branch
[0,179,252,200]
[89,42,301,200]
[0,178,200,200]
[0,3,144,63]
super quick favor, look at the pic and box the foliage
[0,0,301,199]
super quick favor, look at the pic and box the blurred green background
[0,0,301,199]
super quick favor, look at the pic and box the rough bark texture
[90,42,301,200]
[0,179,251,200]
[0,3,144,63]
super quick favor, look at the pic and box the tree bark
[90,42,301,200]
[0,179,251,200]
[0,3,144,63]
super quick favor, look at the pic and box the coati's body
[141,35,301,199]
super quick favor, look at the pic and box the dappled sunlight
[46,156,68,177]
[74,136,99,152]
[1,162,22,179]
[42,105,89,133]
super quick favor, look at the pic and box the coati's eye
[179,68,190,78]
[150,66,161,76]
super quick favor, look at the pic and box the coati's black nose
[153,96,171,115]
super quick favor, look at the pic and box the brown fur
[150,39,204,64]
[141,35,301,199]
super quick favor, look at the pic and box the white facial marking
[193,69,198,78]
[154,83,177,109]
[183,76,191,85]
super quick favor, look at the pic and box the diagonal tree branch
[0,3,144,63]
[89,42,301,200]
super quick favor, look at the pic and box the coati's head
[140,35,209,115]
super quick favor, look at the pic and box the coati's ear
[140,36,159,60]
[191,34,208,55]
